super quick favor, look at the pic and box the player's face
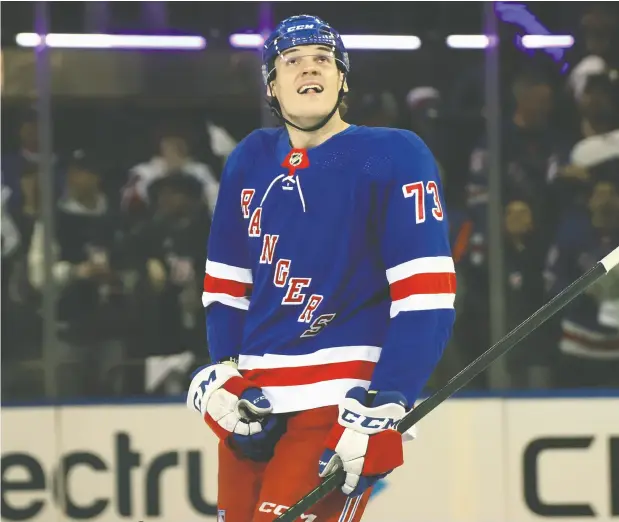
[270,44,344,124]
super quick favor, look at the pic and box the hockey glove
[186,363,285,461]
[318,386,407,497]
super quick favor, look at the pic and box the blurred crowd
[450,67,619,391]
[445,3,619,390]
[2,4,619,401]
[1,118,235,398]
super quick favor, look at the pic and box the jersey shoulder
[235,127,284,156]
[352,126,438,183]
[222,127,286,181]
[353,126,430,152]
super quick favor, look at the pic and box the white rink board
[1,397,618,522]
[504,398,619,522]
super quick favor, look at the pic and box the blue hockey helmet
[261,15,350,86]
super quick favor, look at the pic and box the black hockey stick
[276,245,619,522]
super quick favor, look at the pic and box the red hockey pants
[217,406,371,521]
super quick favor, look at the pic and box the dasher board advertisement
[1,397,618,522]
[504,398,619,522]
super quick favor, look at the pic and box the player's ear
[267,81,276,99]
[342,77,349,94]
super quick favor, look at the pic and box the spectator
[502,199,549,387]
[544,180,619,388]
[28,150,129,397]
[353,91,398,128]
[570,74,619,175]
[1,184,26,393]
[554,74,619,212]
[1,186,20,261]
[466,70,561,247]
[1,164,45,397]
[406,87,447,177]
[121,127,219,220]
[576,74,619,139]
[568,3,619,103]
[452,198,548,390]
[9,162,43,255]
[406,87,441,147]
[127,174,210,372]
[463,71,562,379]
[1,110,63,215]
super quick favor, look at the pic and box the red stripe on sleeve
[390,272,456,301]
[203,273,251,298]
[241,360,376,387]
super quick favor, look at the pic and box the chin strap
[267,74,348,133]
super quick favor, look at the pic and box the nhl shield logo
[282,148,309,171]
[289,151,304,167]
[218,509,226,521]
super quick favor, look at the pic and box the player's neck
[286,114,350,150]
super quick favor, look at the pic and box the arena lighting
[446,33,573,50]
[229,33,265,49]
[15,33,206,50]
[342,35,421,50]
[229,33,421,51]
[14,31,573,53]
[521,34,574,49]
[446,34,492,49]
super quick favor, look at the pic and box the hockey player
[187,15,456,522]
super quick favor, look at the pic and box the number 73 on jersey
[402,181,444,223]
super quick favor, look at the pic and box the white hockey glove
[318,386,407,496]
[186,362,284,461]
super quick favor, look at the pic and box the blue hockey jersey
[203,125,456,413]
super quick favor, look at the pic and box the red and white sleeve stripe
[386,256,456,318]
[202,259,253,311]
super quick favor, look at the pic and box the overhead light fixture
[229,33,421,51]
[520,34,574,49]
[229,33,265,49]
[14,31,575,54]
[15,33,206,50]
[341,35,421,50]
[446,35,492,49]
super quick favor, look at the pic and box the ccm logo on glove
[340,409,400,431]
[190,368,218,411]
[319,387,408,497]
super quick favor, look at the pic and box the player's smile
[297,82,325,96]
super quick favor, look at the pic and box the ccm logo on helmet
[341,409,399,430]
[286,24,315,32]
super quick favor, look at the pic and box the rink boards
[2,394,618,522]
